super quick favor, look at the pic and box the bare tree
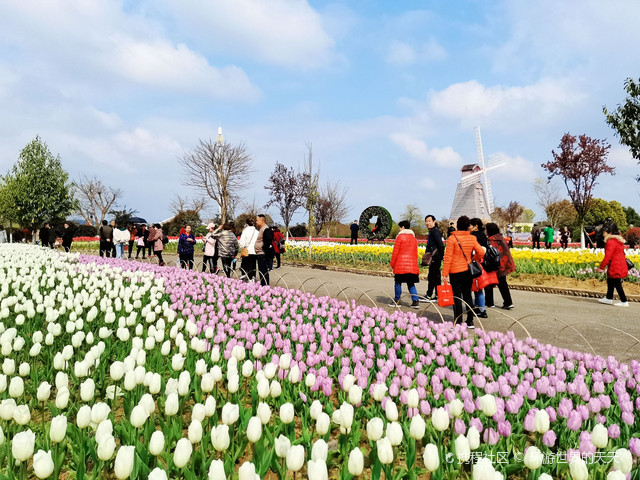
[533,177,562,216]
[492,201,525,228]
[401,204,423,228]
[314,181,350,236]
[169,195,208,216]
[73,176,122,227]
[179,140,254,225]
[264,162,309,233]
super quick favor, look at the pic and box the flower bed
[0,244,639,478]
[285,243,640,284]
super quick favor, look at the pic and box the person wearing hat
[531,223,541,249]
[202,223,222,273]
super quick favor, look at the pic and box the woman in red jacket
[389,220,420,309]
[271,227,285,269]
[596,222,629,307]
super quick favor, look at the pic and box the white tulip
[171,354,185,371]
[409,415,426,440]
[449,399,464,418]
[148,468,168,480]
[124,371,136,391]
[18,362,30,377]
[607,472,626,480]
[264,363,277,379]
[311,439,328,462]
[191,403,206,422]
[376,437,394,464]
[114,445,135,479]
[316,412,330,435]
[130,405,149,428]
[288,365,301,383]
[467,425,480,450]
[423,443,439,472]
[480,395,497,417]
[91,403,111,425]
[534,409,550,434]
[305,373,316,387]
[50,414,68,443]
[279,353,291,370]
[12,429,35,462]
[139,394,155,415]
[308,459,328,480]
[110,361,125,381]
[280,403,295,424]
[432,407,450,431]
[385,400,398,422]
[55,372,68,389]
[349,385,363,405]
[149,431,165,456]
[55,386,70,409]
[257,378,270,399]
[95,419,113,445]
[29,343,42,356]
[9,376,24,397]
[524,446,543,470]
[241,360,254,378]
[569,456,589,480]
[13,405,31,425]
[613,448,632,474]
[173,438,192,468]
[348,448,364,475]
[455,435,471,463]
[3,358,15,375]
[342,374,355,392]
[165,393,179,416]
[221,403,239,425]
[0,374,5,393]
[275,435,291,458]
[591,423,608,448]
[211,425,230,452]
[286,444,305,472]
[33,449,55,479]
[208,459,225,480]
[80,379,95,402]
[204,396,216,417]
[188,419,203,444]
[77,405,92,429]
[310,400,323,420]
[247,416,262,443]
[227,375,239,394]
[367,417,384,441]
[149,373,162,394]
[386,422,403,446]
[270,380,282,398]
[238,462,258,480]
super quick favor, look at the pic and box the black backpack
[162,234,169,245]
[483,245,501,272]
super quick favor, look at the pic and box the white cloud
[489,153,536,181]
[608,146,637,169]
[390,133,463,167]
[418,178,437,190]
[385,39,447,66]
[0,0,259,100]
[161,0,337,69]
[427,78,586,130]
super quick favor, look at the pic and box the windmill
[449,127,505,220]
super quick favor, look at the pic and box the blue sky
[1,0,639,226]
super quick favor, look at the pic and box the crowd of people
[390,215,517,328]
[93,215,285,286]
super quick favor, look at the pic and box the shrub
[624,227,640,248]
[289,224,307,237]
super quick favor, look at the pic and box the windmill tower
[449,127,505,221]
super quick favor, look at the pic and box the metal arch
[310,280,339,298]
[269,271,290,290]
[274,271,307,292]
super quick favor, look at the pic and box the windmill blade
[485,176,495,214]
[487,153,506,170]
[461,171,483,187]
[475,126,486,170]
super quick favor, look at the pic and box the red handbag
[472,268,499,292]
[437,282,455,306]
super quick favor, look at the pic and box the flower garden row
[0,244,639,479]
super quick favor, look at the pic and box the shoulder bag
[453,235,483,278]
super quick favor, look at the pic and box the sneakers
[388,300,401,308]
[418,297,430,303]
[486,304,495,309]
[614,302,629,307]
[411,300,420,309]
[598,298,613,305]
[466,321,475,329]
[501,304,514,310]
[476,311,488,318]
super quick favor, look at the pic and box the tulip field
[284,242,640,283]
[1,244,640,479]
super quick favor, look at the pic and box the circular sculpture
[359,206,392,241]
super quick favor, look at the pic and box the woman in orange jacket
[442,215,485,328]
[389,220,420,309]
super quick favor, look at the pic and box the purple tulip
[542,430,557,447]
[608,424,621,440]
[566,411,582,431]
[629,438,640,457]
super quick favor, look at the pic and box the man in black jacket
[255,214,274,286]
[350,220,359,245]
[99,220,113,257]
[39,223,50,247]
[62,223,74,252]
[423,214,445,302]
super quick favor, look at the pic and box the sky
[1,0,639,226]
